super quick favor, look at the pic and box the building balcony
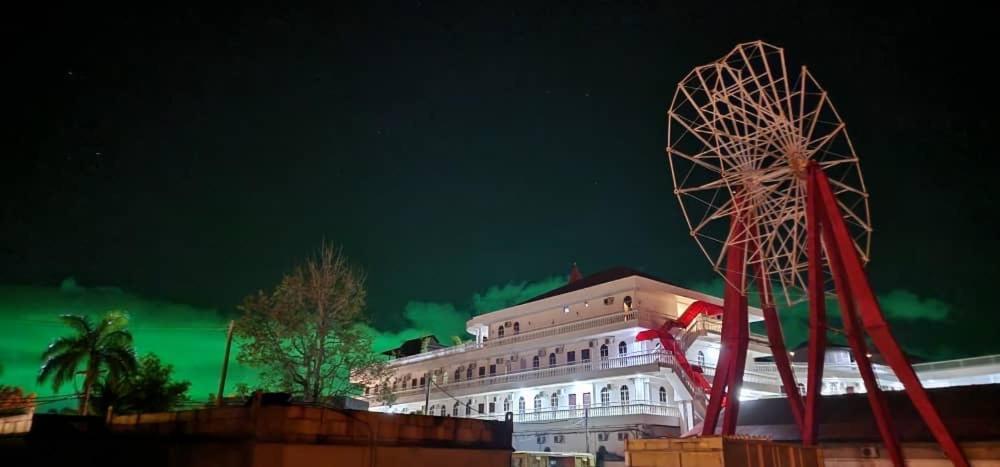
[385,309,665,368]
[380,350,676,404]
[470,401,682,424]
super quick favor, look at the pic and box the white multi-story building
[362,267,1000,460]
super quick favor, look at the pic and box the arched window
[440,405,447,416]
[498,326,504,338]
[532,356,540,368]
[454,367,462,381]
[600,387,610,405]
[659,386,667,403]
[618,341,627,356]
[696,350,705,368]
[623,295,633,312]
[551,393,559,410]
[534,394,543,411]
[600,344,609,359]
[465,400,472,416]
[453,401,460,417]
[548,353,557,366]
[620,385,630,404]
[518,397,526,413]
[503,397,511,413]
[513,322,520,334]
[467,365,474,379]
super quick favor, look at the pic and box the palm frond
[58,314,93,336]
[38,350,85,390]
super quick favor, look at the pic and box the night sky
[3,3,999,397]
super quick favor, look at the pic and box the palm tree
[38,312,137,415]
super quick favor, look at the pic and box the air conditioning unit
[604,296,615,305]
[589,340,596,348]
[604,338,613,345]
[860,446,879,458]
[555,347,563,354]
[504,321,512,328]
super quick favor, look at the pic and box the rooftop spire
[568,262,583,284]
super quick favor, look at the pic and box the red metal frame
[806,162,968,467]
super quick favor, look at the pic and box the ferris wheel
[666,41,871,305]
[663,41,968,467]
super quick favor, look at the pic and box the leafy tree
[93,353,190,414]
[235,243,393,403]
[37,312,137,415]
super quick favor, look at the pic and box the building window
[518,397,526,413]
[550,393,559,410]
[364,387,370,396]
[420,376,425,386]
[534,394,543,411]
[532,356,540,369]
[520,358,527,370]
[567,351,576,363]
[411,379,418,388]
[505,362,511,373]
[466,401,472,416]
[659,386,668,403]
[618,341,627,356]
[598,433,609,441]
[797,383,806,395]
[623,295,633,311]
[569,393,577,409]
[454,367,462,381]
[600,344,609,359]
[478,403,485,414]
[600,387,610,405]
[440,406,447,417]
[846,385,856,394]
[620,385,630,404]
[549,353,557,366]
[479,367,486,378]
[489,364,496,376]
[583,392,591,406]
[453,402,460,417]
[489,402,495,413]
[604,297,615,305]
[498,326,504,338]
[467,366,474,379]
[513,322,520,334]
[554,435,565,444]
[504,398,511,412]
[582,349,591,361]
[618,432,630,441]
[697,351,705,368]
[536,435,546,444]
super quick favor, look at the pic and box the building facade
[362,267,1000,460]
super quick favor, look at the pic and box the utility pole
[423,371,432,414]
[216,320,235,407]
[585,407,590,453]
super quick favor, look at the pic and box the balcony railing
[386,341,484,367]
[911,354,1000,373]
[387,350,673,399]
[486,310,643,348]
[470,401,681,423]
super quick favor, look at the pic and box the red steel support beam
[702,209,749,436]
[820,210,904,466]
[809,162,969,467]
[803,166,827,445]
[754,267,804,431]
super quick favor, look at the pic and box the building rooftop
[518,266,678,305]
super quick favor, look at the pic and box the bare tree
[235,243,392,403]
